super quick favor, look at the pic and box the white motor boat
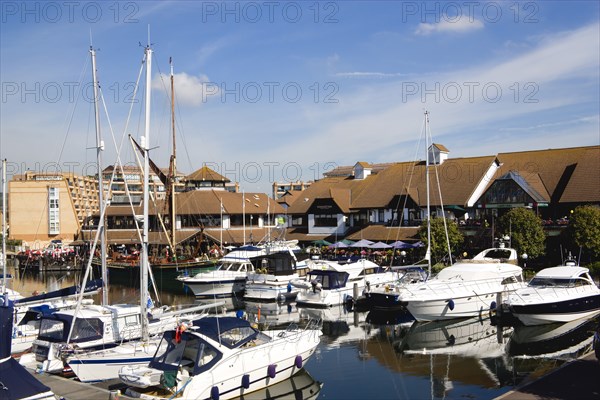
[178,242,302,298]
[506,257,600,326]
[119,316,322,400]
[23,302,216,375]
[244,253,310,302]
[398,245,526,321]
[292,258,396,308]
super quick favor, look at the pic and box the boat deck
[24,367,135,399]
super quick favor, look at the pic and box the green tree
[567,205,600,258]
[498,208,545,259]
[418,217,463,264]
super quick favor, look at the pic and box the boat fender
[267,364,277,378]
[287,282,292,293]
[447,299,455,311]
[489,301,497,311]
[236,310,244,319]
[295,355,303,368]
[242,374,250,389]
[211,386,220,400]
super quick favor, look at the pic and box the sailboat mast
[141,43,153,341]
[169,58,177,247]
[90,47,108,306]
[424,111,432,276]
[2,159,6,293]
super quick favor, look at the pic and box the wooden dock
[25,367,134,399]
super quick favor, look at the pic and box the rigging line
[18,53,91,281]
[100,57,163,305]
[426,117,453,264]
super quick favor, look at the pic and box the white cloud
[415,18,484,36]
[152,72,219,107]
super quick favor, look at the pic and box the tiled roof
[186,166,230,183]
[346,225,420,242]
[177,190,284,215]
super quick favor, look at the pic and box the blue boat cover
[14,278,102,305]
[192,316,252,341]
[0,303,53,399]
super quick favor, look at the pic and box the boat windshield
[37,318,66,342]
[529,277,577,288]
[150,331,221,375]
[37,317,103,342]
[309,271,349,290]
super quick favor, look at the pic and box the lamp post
[522,253,528,269]
[400,250,406,265]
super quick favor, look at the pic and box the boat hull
[509,294,600,326]
[180,278,246,298]
[406,291,501,321]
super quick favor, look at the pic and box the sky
[1,1,599,195]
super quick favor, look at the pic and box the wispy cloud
[415,18,484,36]
[152,72,219,107]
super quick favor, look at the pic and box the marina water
[8,266,599,400]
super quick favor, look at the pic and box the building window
[48,186,60,235]
[314,214,337,227]
[292,216,303,226]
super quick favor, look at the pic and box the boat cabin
[306,270,350,291]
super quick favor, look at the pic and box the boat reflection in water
[399,316,513,357]
[507,315,598,378]
[232,369,323,400]
[508,315,597,358]
[298,304,378,349]
[244,300,301,329]
[358,314,516,398]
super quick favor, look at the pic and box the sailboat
[1,159,102,356]
[97,58,217,289]
[0,299,56,400]
[22,43,220,376]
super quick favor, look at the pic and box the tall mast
[169,57,177,248]
[424,111,432,276]
[140,43,152,341]
[2,159,7,294]
[90,46,108,306]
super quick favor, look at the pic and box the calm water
[7,265,599,400]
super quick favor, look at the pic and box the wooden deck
[25,367,135,399]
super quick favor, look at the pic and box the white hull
[68,340,159,382]
[512,309,600,326]
[182,277,246,297]
[406,290,506,321]
[243,283,299,301]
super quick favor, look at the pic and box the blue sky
[1,1,599,194]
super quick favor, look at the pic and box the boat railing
[401,276,510,298]
[510,283,596,302]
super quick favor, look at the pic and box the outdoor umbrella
[328,241,349,249]
[312,239,332,246]
[351,239,374,247]
[369,241,392,249]
[390,240,413,249]
[341,239,356,245]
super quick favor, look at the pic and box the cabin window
[71,318,103,342]
[38,319,65,341]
